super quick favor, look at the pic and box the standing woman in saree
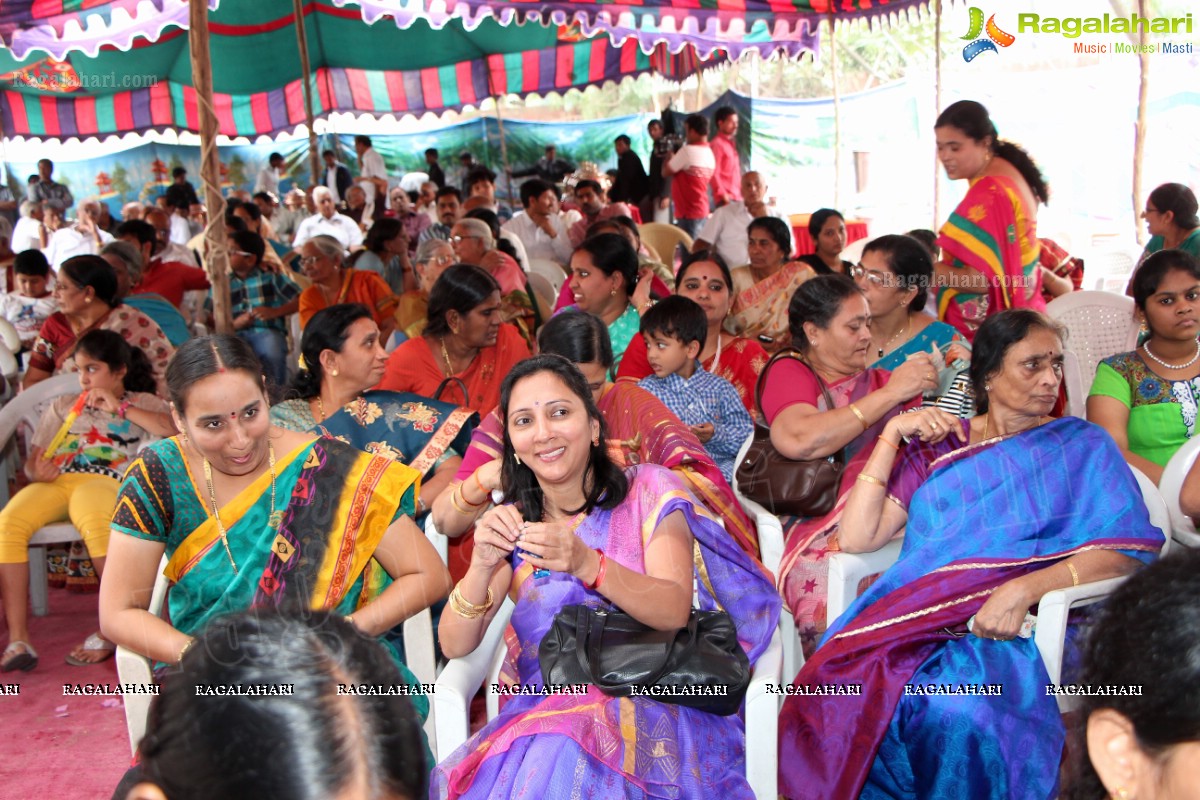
[726,216,817,353]
[432,355,779,799]
[99,336,452,721]
[935,100,1050,341]
[432,311,760,577]
[778,310,1164,800]
[271,303,477,524]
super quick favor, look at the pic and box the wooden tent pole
[189,1,231,335]
[829,16,842,210]
[293,0,321,187]
[933,0,942,228]
[494,96,514,208]
[1132,0,1149,245]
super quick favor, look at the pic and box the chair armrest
[1034,576,1126,688]
[433,597,514,758]
[745,627,783,800]
[826,539,903,627]
[115,645,154,755]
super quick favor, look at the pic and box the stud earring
[610,288,617,297]
[984,382,991,391]
[1113,788,1132,800]
[331,369,339,377]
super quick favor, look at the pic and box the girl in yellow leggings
[1,330,175,672]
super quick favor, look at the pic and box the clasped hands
[472,502,598,582]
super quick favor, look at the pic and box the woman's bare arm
[99,531,189,664]
[351,514,452,637]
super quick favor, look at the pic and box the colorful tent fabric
[0,1,722,139]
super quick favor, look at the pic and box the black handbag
[735,349,845,517]
[539,604,750,716]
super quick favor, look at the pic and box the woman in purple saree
[433,355,779,799]
[779,311,1164,800]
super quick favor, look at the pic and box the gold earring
[1112,788,1132,800]
[592,435,599,447]
[330,369,339,377]
[610,288,617,297]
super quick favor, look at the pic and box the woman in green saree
[99,335,452,721]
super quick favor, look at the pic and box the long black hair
[1064,549,1200,800]
[536,311,614,370]
[498,355,627,521]
[289,303,374,400]
[424,264,501,339]
[75,330,157,394]
[138,609,428,800]
[936,100,1050,205]
[166,335,266,413]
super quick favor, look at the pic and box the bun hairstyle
[59,254,120,307]
[936,100,1050,205]
[289,303,374,400]
[574,233,639,296]
[787,273,863,352]
[166,335,266,413]
[1147,183,1199,230]
[137,610,428,800]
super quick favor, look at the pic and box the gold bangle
[178,637,196,663]
[876,435,902,452]
[449,584,494,619]
[1066,562,1080,587]
[848,402,869,431]
[856,473,887,488]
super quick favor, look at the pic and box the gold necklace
[440,337,454,376]
[875,319,910,358]
[203,441,279,574]
[314,395,325,422]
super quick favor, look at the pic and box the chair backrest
[1045,291,1138,410]
[526,272,556,315]
[640,223,693,268]
[0,372,82,447]
[1130,466,1172,558]
[0,318,20,354]
[1157,436,1200,548]
[527,259,566,296]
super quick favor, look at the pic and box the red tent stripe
[249,92,272,133]
[485,53,504,96]
[419,68,443,110]
[149,80,171,127]
[383,70,407,112]
[522,50,540,94]
[213,91,235,135]
[6,93,30,135]
[39,96,60,136]
[588,38,607,82]
[285,79,306,124]
[74,94,97,135]
[30,1,62,21]
[619,38,639,72]
[455,61,476,106]
[315,69,332,114]
[346,69,373,110]
[555,43,574,89]
[113,90,133,134]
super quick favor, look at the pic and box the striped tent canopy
[0,0,726,140]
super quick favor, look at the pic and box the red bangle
[117,400,132,419]
[585,549,607,590]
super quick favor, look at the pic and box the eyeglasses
[450,235,481,244]
[299,256,324,266]
[1144,206,1160,216]
[851,264,887,286]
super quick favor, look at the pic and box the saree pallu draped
[774,368,902,656]
[432,465,780,800]
[778,417,1164,800]
[113,437,427,719]
[726,262,817,353]
[936,175,1044,342]
[454,381,760,570]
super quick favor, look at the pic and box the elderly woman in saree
[432,355,779,799]
[778,310,1164,800]
[726,216,817,353]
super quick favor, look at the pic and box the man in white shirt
[293,186,364,251]
[693,171,792,267]
[503,179,573,267]
[11,201,44,253]
[254,152,286,196]
[355,135,388,221]
[144,208,200,268]
[44,199,114,269]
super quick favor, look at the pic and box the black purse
[735,349,845,517]
[539,604,750,716]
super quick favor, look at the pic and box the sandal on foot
[65,632,115,667]
[2,641,38,673]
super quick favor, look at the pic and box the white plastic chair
[0,373,85,615]
[433,596,784,800]
[114,554,169,755]
[1156,434,1200,549]
[733,430,801,682]
[1045,291,1139,419]
[527,258,567,296]
[824,466,1171,713]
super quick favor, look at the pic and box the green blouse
[1090,350,1200,466]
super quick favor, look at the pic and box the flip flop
[64,632,115,667]
[1,641,38,673]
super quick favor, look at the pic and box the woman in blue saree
[271,303,478,524]
[778,310,1165,800]
[433,355,780,799]
[99,336,452,727]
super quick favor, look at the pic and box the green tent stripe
[94,94,116,132]
[232,96,255,137]
[437,64,460,107]
[23,95,45,136]
[169,83,187,127]
[366,71,390,111]
[571,41,590,87]
[504,51,523,95]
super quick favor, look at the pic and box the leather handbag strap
[433,376,469,405]
[753,349,846,466]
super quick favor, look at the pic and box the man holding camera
[642,119,674,224]
[662,114,715,239]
